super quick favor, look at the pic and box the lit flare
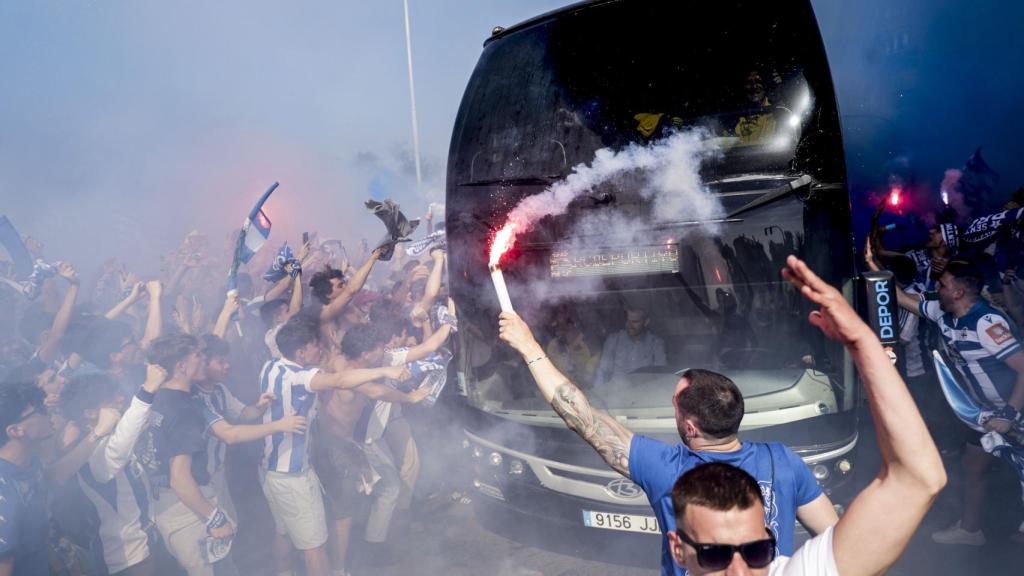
[488,223,516,313]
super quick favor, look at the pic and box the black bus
[445,0,857,544]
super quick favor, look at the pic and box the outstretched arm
[864,237,922,316]
[209,413,307,445]
[405,299,456,362]
[321,249,380,322]
[37,263,79,364]
[308,364,410,392]
[212,293,240,339]
[140,281,162,348]
[499,312,633,477]
[783,255,945,576]
[416,250,446,310]
[104,281,144,320]
[355,381,431,404]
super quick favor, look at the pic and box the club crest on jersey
[986,322,1013,345]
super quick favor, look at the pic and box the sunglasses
[676,529,776,570]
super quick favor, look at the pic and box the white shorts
[261,468,328,550]
[152,488,225,576]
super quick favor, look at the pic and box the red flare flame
[889,187,902,207]
[489,223,516,268]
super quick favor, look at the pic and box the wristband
[206,508,230,535]
[136,387,157,405]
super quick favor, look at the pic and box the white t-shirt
[769,526,838,575]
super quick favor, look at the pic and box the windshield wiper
[726,174,816,219]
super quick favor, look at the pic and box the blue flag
[227,182,278,294]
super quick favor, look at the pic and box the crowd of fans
[2,168,1024,575]
[0,207,453,576]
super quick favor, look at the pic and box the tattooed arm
[499,311,634,477]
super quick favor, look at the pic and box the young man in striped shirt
[893,259,1024,545]
[261,316,409,576]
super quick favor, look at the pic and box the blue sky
[1,0,1022,269]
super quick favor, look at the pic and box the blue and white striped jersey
[921,299,1023,409]
[260,359,319,473]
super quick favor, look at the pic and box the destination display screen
[549,244,679,278]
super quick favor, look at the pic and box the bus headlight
[508,459,524,475]
[812,464,830,481]
[488,452,503,467]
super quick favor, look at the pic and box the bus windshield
[455,195,854,431]
[450,0,843,186]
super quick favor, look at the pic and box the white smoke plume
[498,129,724,249]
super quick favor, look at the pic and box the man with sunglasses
[0,381,54,576]
[665,255,946,574]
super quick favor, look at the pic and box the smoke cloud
[498,130,724,253]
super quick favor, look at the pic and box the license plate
[582,510,660,534]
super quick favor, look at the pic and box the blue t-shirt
[0,458,49,576]
[628,435,823,576]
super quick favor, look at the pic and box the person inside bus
[498,280,839,576]
[680,276,758,369]
[544,308,600,388]
[666,255,945,575]
[734,69,778,145]
[594,306,666,387]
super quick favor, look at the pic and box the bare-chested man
[314,323,428,574]
[260,316,409,576]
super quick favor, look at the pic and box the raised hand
[57,262,79,285]
[146,280,162,299]
[782,255,874,347]
[143,363,168,393]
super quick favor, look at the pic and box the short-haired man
[665,255,946,575]
[142,334,305,576]
[194,335,276,518]
[499,320,836,574]
[0,381,54,576]
[261,317,410,576]
[594,306,667,386]
[59,366,167,576]
[886,256,1024,544]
